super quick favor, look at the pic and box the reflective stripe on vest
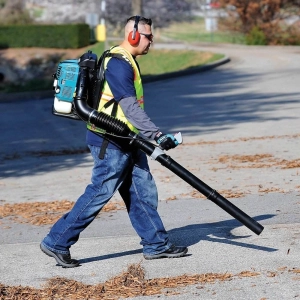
[87,46,144,134]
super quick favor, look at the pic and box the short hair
[126,15,152,26]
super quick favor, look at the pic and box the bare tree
[0,0,33,24]
[219,0,300,44]
[143,0,191,28]
[132,0,142,15]
[105,0,191,32]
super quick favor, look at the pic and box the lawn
[1,17,234,94]
[0,43,224,94]
[158,17,246,44]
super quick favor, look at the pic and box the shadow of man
[168,214,277,252]
[79,214,276,265]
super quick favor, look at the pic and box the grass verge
[0,45,224,94]
[0,78,53,94]
[158,17,246,44]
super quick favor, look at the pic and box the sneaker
[40,243,79,268]
[143,245,188,260]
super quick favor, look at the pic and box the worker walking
[40,15,188,268]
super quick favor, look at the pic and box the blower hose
[73,65,131,137]
[72,63,264,236]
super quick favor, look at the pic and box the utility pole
[132,0,142,16]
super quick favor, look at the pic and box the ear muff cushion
[128,30,140,46]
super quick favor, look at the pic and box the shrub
[0,24,90,49]
[246,26,267,45]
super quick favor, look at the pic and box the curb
[0,56,230,102]
[143,56,230,83]
[0,90,53,103]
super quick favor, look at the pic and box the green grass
[159,18,246,44]
[0,79,53,93]
[2,17,234,95]
[87,42,225,76]
[139,49,224,76]
[87,42,105,56]
[1,43,224,94]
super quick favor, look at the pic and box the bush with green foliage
[246,26,267,45]
[0,24,90,49]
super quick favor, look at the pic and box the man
[40,15,188,268]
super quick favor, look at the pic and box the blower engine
[52,59,81,120]
[52,49,117,121]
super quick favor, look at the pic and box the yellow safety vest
[87,46,144,134]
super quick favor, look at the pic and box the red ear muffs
[128,30,140,46]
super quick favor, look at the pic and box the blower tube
[73,62,264,236]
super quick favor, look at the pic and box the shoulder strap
[98,98,118,159]
[95,50,131,159]
[91,51,130,109]
[97,53,119,81]
[87,50,125,110]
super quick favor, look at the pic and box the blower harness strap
[98,98,118,159]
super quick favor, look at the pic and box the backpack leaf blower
[53,51,264,236]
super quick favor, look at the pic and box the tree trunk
[132,0,142,16]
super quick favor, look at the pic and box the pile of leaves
[1,263,298,299]
[0,263,262,300]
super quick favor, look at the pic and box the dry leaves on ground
[0,200,125,226]
[0,263,256,300]
[183,133,300,147]
[216,154,300,170]
[1,263,298,299]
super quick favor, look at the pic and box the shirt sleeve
[105,58,160,139]
[118,96,160,140]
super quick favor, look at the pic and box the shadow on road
[145,68,299,135]
[168,214,277,253]
[1,65,299,177]
[78,214,276,265]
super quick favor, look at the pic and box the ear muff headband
[128,15,140,46]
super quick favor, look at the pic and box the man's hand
[154,132,179,150]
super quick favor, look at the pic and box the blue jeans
[42,145,172,255]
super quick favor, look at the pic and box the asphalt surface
[0,43,300,299]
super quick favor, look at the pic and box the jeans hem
[143,243,172,255]
[41,241,69,255]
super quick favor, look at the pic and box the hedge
[0,24,90,49]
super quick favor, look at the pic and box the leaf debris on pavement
[0,200,125,226]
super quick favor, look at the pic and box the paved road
[0,44,299,299]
